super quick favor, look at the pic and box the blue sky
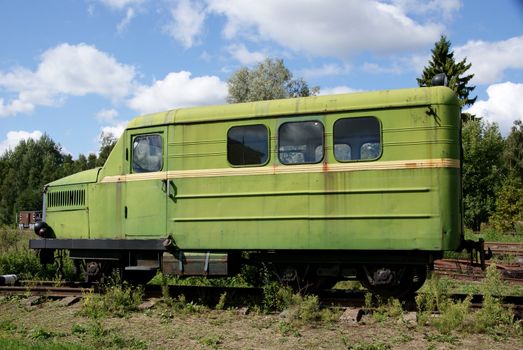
[1,0,522,156]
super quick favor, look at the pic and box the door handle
[168,180,176,200]
[162,179,176,200]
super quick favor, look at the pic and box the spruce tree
[417,35,476,121]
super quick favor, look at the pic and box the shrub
[262,282,293,312]
[170,294,207,315]
[433,296,472,334]
[215,292,227,310]
[80,282,143,318]
[416,276,451,326]
[472,264,514,334]
[490,177,523,234]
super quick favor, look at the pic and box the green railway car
[30,84,486,296]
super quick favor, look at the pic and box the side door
[124,127,168,238]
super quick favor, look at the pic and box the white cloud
[227,44,266,65]
[0,43,136,117]
[165,0,206,48]
[98,0,144,31]
[391,0,462,20]
[319,86,362,95]
[455,36,523,85]
[206,0,442,58]
[0,130,43,154]
[98,0,144,10]
[465,82,523,136]
[300,63,351,79]
[128,71,227,114]
[362,62,403,74]
[117,7,135,33]
[96,108,119,122]
[101,120,128,138]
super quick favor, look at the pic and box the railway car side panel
[89,135,126,239]
[164,99,460,251]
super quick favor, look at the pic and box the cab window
[334,117,381,161]
[132,134,163,173]
[227,125,269,166]
[279,121,324,164]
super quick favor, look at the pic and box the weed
[346,341,391,350]
[79,282,143,318]
[363,293,404,322]
[473,264,514,334]
[392,333,413,344]
[28,327,54,340]
[319,307,341,324]
[198,334,223,349]
[215,292,227,310]
[292,294,321,323]
[0,320,17,332]
[372,297,403,322]
[278,293,322,327]
[0,337,92,350]
[433,295,471,334]
[482,263,507,296]
[171,294,207,314]
[333,280,365,290]
[71,323,87,335]
[424,332,460,344]
[416,275,451,326]
[277,321,300,337]
[473,294,514,334]
[364,292,373,310]
[262,282,293,312]
[108,334,147,350]
[88,320,108,338]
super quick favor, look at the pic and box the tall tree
[490,120,523,233]
[462,120,504,231]
[502,120,523,182]
[227,58,319,103]
[0,135,64,225]
[417,35,476,121]
[96,132,117,167]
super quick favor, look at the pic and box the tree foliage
[491,120,523,232]
[501,120,523,182]
[490,176,523,234]
[417,35,476,121]
[462,120,504,231]
[0,133,117,226]
[0,135,63,225]
[227,58,319,103]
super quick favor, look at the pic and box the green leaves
[227,58,319,103]
[417,35,476,121]
[462,120,504,230]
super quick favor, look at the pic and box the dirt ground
[0,296,521,350]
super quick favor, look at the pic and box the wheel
[358,265,427,298]
[83,260,121,284]
[272,264,339,294]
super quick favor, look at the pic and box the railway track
[434,258,523,283]
[485,241,523,257]
[433,241,523,283]
[1,281,522,317]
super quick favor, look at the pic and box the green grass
[464,226,523,243]
[0,227,77,280]
[0,336,92,350]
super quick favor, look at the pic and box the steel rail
[0,285,93,297]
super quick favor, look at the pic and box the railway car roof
[126,86,459,129]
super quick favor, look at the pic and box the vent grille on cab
[47,189,86,208]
